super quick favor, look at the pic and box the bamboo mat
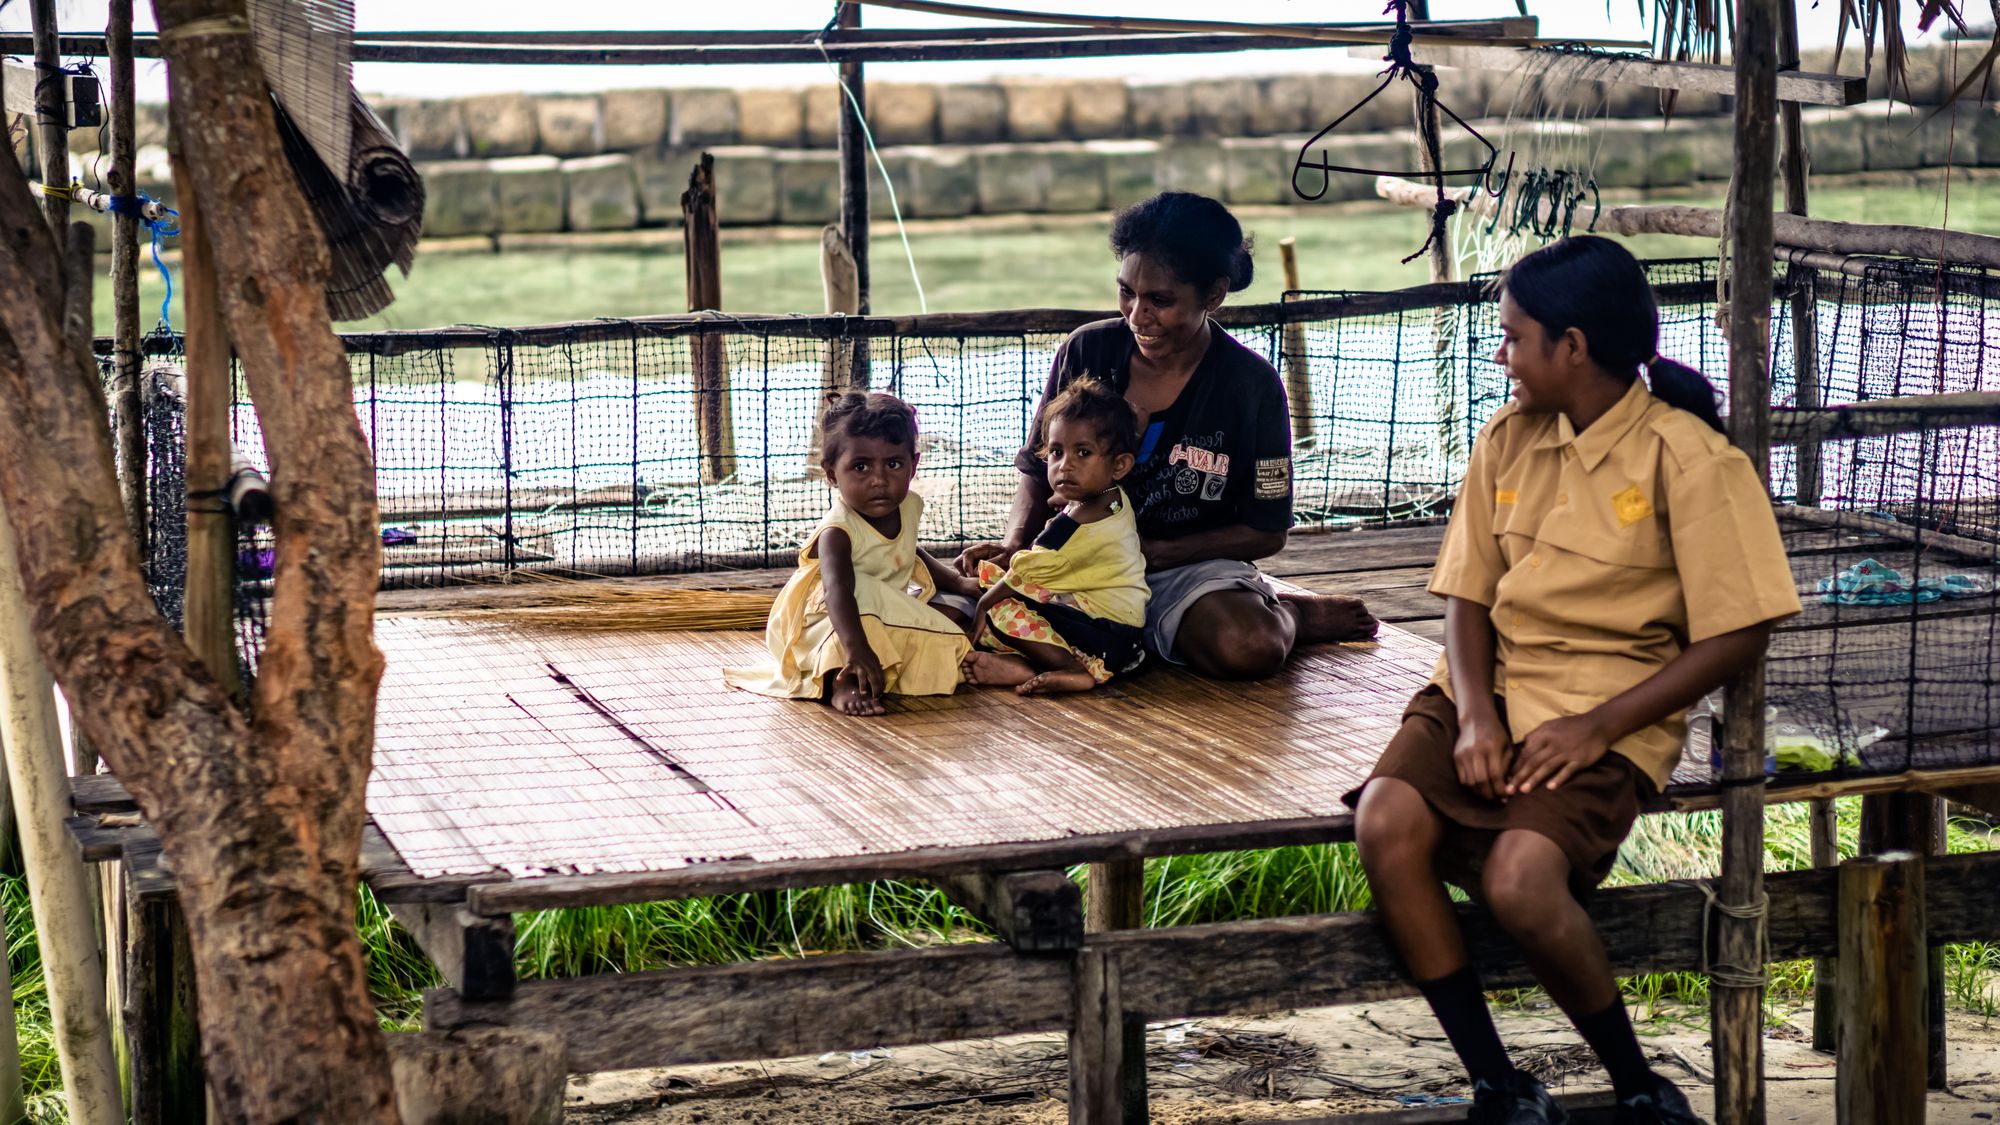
[368,617,1717,881]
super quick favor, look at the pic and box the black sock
[1415,965,1513,1085]
[1574,998,1656,1098]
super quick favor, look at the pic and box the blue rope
[118,194,182,329]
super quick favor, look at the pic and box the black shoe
[1470,1071,1569,1125]
[1615,1077,1707,1124]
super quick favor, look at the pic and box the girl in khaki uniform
[1348,237,1801,1125]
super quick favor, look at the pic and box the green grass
[93,177,2000,337]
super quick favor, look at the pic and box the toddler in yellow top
[723,392,971,716]
[960,378,1150,695]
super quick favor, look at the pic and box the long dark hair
[1109,191,1254,295]
[1499,235,1726,433]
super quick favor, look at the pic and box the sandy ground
[562,998,2000,1123]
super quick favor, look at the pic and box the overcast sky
[2,0,1981,101]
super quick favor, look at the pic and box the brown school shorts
[1342,685,1655,894]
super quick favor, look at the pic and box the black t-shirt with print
[1015,318,1294,542]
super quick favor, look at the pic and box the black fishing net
[112,256,2000,783]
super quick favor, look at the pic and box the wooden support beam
[1772,391,2000,444]
[1837,852,1927,1124]
[1068,946,1126,1125]
[107,0,145,560]
[1776,0,1822,508]
[835,3,871,387]
[856,1,1551,50]
[1084,859,1147,1124]
[1376,43,1867,105]
[386,902,517,1001]
[424,852,2000,1077]
[1774,504,1995,564]
[1859,793,1948,1089]
[1276,239,1314,444]
[124,893,204,1125]
[680,153,734,484]
[29,0,68,233]
[933,869,1082,953]
[1809,795,1839,1054]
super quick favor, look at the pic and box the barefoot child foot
[1018,668,1098,695]
[1279,591,1379,643]
[961,650,1037,687]
[825,672,886,716]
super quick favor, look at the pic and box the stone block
[398,99,466,160]
[1188,79,1252,138]
[1067,79,1130,141]
[1223,137,1290,204]
[1249,76,1314,137]
[937,83,1005,144]
[462,93,538,157]
[974,145,1049,214]
[1862,102,1926,169]
[775,150,839,225]
[1003,80,1069,141]
[1970,103,2000,168]
[1898,45,1952,105]
[491,155,564,233]
[1154,140,1226,198]
[1800,107,1866,175]
[867,83,937,146]
[805,86,842,148]
[536,96,601,156]
[1042,143,1107,212]
[891,146,978,218]
[709,147,780,226]
[389,1028,564,1125]
[1590,120,1651,188]
[670,88,739,147]
[1094,139,1164,209]
[563,154,638,230]
[633,147,695,226]
[418,159,499,237]
[1638,120,1703,188]
[1436,69,1496,119]
[600,89,668,152]
[1305,74,1386,135]
[1290,136,1406,204]
[1129,83,1193,138]
[867,149,919,221]
[737,88,804,148]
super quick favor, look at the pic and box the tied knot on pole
[1683,879,1770,990]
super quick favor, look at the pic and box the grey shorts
[1144,559,1280,665]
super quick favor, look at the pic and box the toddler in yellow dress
[724,392,971,716]
[961,378,1150,694]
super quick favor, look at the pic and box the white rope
[810,35,929,315]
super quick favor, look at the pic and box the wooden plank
[426,852,2000,1076]
[385,903,517,1001]
[932,870,1082,953]
[1777,505,1995,567]
[1068,946,1128,1125]
[1774,392,2000,444]
[1838,853,1927,1125]
[1380,43,1866,105]
[349,20,1535,47]
[362,824,504,904]
[70,773,137,814]
[64,815,129,863]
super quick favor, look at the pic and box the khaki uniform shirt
[1428,379,1803,789]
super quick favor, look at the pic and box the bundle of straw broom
[457,577,778,632]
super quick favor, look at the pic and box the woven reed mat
[368,618,1714,880]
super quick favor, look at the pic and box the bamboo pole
[29,0,67,235]
[836,3,872,388]
[1713,0,1778,1117]
[0,500,124,1125]
[1276,238,1314,444]
[854,0,1577,49]
[1084,860,1146,1124]
[811,224,862,476]
[178,155,238,702]
[681,153,735,485]
[108,0,147,560]
[1836,852,1927,1124]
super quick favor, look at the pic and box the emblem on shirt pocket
[1611,485,1654,527]
[1254,457,1290,500]
[1494,489,1519,505]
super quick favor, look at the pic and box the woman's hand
[1508,712,1613,794]
[1452,704,1513,802]
[955,542,1016,579]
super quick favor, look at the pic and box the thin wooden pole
[1276,238,1314,444]
[1808,796,1839,1053]
[811,225,862,476]
[1406,0,1464,468]
[835,2,872,387]
[1714,0,1778,1115]
[1068,945,1127,1125]
[177,155,239,702]
[29,0,68,235]
[1084,861,1146,1124]
[681,153,735,485]
[0,500,124,1125]
[109,0,148,559]
[1858,792,1948,1089]
[1776,0,1821,509]
[0,901,23,1125]
[1836,852,1927,1125]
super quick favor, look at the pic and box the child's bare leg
[822,671,886,717]
[1000,636,1097,694]
[962,650,1037,687]
[1482,829,1660,1098]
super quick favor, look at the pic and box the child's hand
[1508,713,1612,794]
[955,543,1016,578]
[839,648,886,703]
[1452,707,1512,802]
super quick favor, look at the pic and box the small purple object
[381,527,418,547]
[238,548,275,578]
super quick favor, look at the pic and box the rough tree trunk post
[810,224,862,476]
[1858,792,1948,1087]
[1276,237,1314,444]
[1809,796,1839,1052]
[1084,861,1147,1124]
[0,0,399,1116]
[835,2,871,387]
[0,500,125,1125]
[681,152,735,484]
[0,901,22,1124]
[1714,0,1778,1116]
[109,0,149,557]
[30,0,68,234]
[1836,852,1927,1125]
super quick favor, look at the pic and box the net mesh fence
[113,256,2000,784]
